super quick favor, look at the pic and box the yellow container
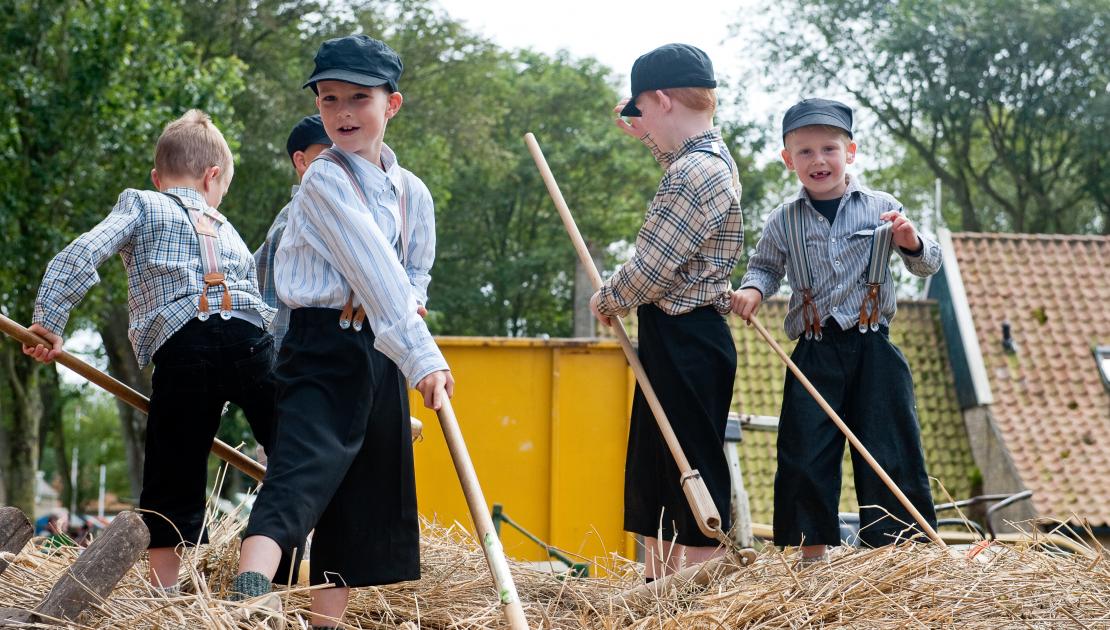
[409,337,639,570]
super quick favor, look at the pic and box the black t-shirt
[811,197,841,224]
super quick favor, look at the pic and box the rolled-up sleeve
[739,206,787,299]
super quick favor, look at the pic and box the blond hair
[154,109,233,181]
[783,124,852,146]
[659,87,717,115]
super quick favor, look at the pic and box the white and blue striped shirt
[275,145,446,383]
[740,176,942,340]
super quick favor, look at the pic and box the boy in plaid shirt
[592,43,743,580]
[23,110,275,591]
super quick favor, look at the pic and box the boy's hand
[417,304,427,318]
[415,369,454,411]
[22,324,63,364]
[880,211,922,252]
[589,291,612,327]
[730,288,763,322]
[612,99,647,141]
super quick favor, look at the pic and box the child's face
[315,80,401,159]
[781,126,856,200]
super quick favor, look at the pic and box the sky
[432,0,778,120]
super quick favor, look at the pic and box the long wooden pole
[747,315,948,549]
[436,398,529,630]
[524,132,722,540]
[0,313,266,482]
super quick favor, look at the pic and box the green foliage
[748,0,1109,234]
[38,390,132,508]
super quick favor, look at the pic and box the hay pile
[1,511,1107,629]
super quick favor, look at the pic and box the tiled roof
[731,299,978,525]
[950,233,1110,527]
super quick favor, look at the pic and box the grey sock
[155,584,180,597]
[230,571,271,601]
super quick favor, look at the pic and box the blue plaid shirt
[254,185,296,352]
[34,187,273,367]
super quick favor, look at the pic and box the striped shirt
[33,187,274,368]
[253,185,298,352]
[275,145,447,384]
[596,128,744,317]
[740,176,942,340]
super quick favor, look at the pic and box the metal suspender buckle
[339,292,355,330]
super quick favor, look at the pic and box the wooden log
[32,511,149,623]
[0,507,32,577]
[617,548,757,605]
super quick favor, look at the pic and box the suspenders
[782,200,894,340]
[314,147,410,332]
[164,192,233,321]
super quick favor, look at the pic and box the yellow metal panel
[411,343,554,560]
[549,347,635,570]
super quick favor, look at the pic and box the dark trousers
[774,324,937,548]
[623,305,735,547]
[141,317,275,549]
[244,308,420,587]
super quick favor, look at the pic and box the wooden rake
[524,133,728,546]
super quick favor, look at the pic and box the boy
[254,114,332,352]
[231,34,452,629]
[22,110,276,590]
[592,43,743,580]
[732,98,942,562]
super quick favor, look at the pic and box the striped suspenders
[314,147,410,331]
[782,201,894,339]
[164,193,233,321]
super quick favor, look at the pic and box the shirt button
[832,306,839,312]
[834,260,841,266]
[837,283,843,289]
[831,238,837,243]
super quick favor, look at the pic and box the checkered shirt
[596,128,744,317]
[33,187,274,368]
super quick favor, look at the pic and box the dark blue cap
[303,34,403,94]
[285,115,331,159]
[782,98,854,141]
[620,43,717,117]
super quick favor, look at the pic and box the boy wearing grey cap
[595,43,743,580]
[254,114,332,352]
[231,34,452,628]
[732,98,941,563]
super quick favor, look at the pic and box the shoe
[233,592,285,630]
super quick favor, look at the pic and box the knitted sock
[155,584,180,597]
[313,626,338,630]
[230,571,271,601]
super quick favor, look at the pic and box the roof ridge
[950,231,1110,243]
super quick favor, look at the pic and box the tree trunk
[98,303,149,500]
[38,366,71,514]
[572,241,603,338]
[2,346,42,516]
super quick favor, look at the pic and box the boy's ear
[204,165,222,190]
[780,148,795,171]
[150,168,161,189]
[655,90,671,112]
[385,91,403,120]
[845,141,857,164]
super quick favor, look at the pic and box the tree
[747,0,1109,233]
[0,0,245,513]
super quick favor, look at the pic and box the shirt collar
[336,144,403,194]
[672,128,725,161]
[164,186,207,209]
[787,173,864,206]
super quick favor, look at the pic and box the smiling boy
[230,35,451,629]
[731,98,941,564]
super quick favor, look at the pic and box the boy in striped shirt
[22,110,276,591]
[732,98,941,563]
[231,35,451,629]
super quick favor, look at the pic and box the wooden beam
[0,507,32,577]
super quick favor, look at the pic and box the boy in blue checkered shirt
[23,109,276,592]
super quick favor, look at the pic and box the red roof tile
[951,233,1110,527]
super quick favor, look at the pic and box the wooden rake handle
[435,398,529,630]
[0,313,266,482]
[747,315,948,549]
[524,132,722,539]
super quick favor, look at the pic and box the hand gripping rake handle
[524,132,722,540]
[0,313,266,482]
[747,314,947,548]
[436,398,529,629]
